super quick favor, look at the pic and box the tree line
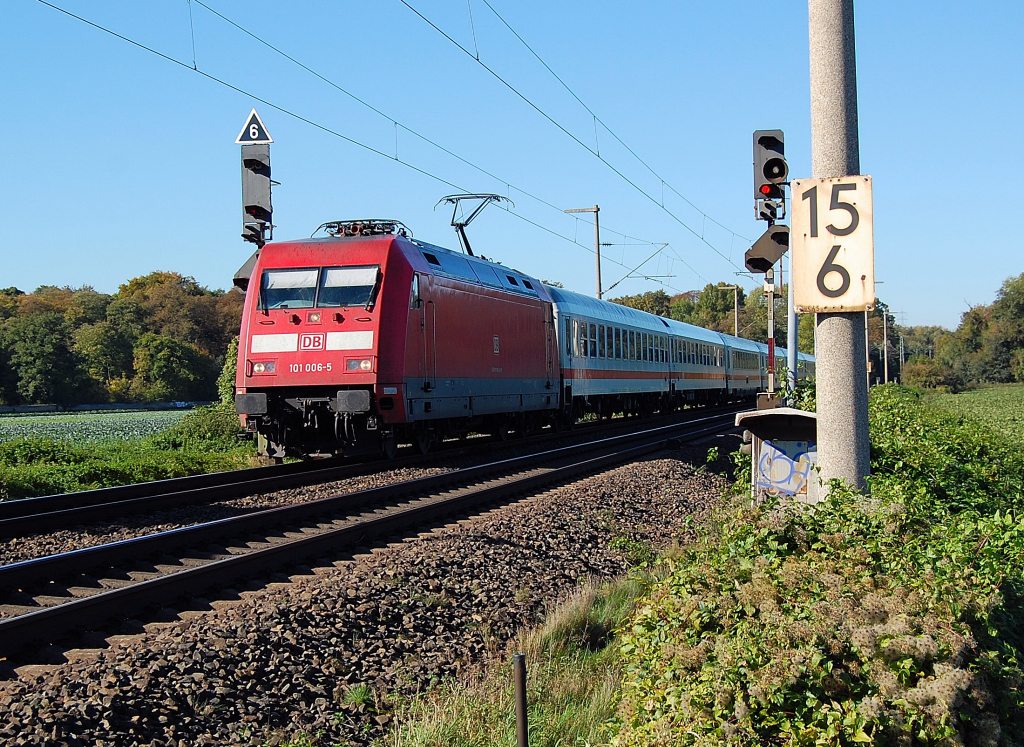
[900,272,1024,390]
[0,272,243,406]
[607,284,816,352]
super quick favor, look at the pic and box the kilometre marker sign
[791,175,874,313]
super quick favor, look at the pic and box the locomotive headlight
[250,361,276,375]
[347,358,373,372]
[253,362,265,374]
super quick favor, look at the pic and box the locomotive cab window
[410,274,421,309]
[260,268,318,310]
[318,265,380,308]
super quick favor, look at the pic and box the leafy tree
[669,292,697,322]
[2,311,95,404]
[609,289,671,317]
[74,321,134,384]
[105,296,148,341]
[798,312,815,354]
[64,288,112,327]
[0,287,25,321]
[901,355,965,392]
[129,333,218,402]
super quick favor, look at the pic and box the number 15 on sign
[791,175,874,313]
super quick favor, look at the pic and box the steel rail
[0,412,738,659]
[0,404,741,538]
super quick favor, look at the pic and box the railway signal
[237,109,274,246]
[744,224,790,274]
[753,130,788,222]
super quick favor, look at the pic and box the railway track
[0,409,739,662]
[0,403,742,539]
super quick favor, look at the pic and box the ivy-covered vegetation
[613,385,1024,746]
[0,272,242,406]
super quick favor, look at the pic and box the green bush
[151,404,243,451]
[613,385,1024,746]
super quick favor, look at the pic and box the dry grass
[384,577,641,747]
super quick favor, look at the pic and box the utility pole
[565,206,601,299]
[787,250,798,392]
[865,311,871,390]
[809,0,870,490]
[766,269,776,394]
[883,310,889,384]
[723,285,740,336]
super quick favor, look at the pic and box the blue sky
[2,0,1021,329]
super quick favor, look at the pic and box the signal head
[753,129,788,220]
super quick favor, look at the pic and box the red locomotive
[234,219,813,459]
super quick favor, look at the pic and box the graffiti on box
[756,440,816,496]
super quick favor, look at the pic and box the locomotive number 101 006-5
[289,362,333,373]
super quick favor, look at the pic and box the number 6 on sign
[791,175,874,313]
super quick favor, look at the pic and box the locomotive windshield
[260,269,318,310]
[318,266,379,308]
[258,265,381,310]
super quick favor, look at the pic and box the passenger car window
[260,268,318,310]
[318,266,380,308]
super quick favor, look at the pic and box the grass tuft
[385,577,642,747]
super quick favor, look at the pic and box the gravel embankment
[0,442,734,746]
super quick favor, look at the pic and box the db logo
[299,333,326,351]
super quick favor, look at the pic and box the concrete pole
[766,268,776,394]
[787,249,798,391]
[883,311,889,384]
[865,311,871,389]
[809,0,870,490]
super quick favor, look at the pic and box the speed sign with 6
[791,175,874,313]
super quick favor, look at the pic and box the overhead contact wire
[403,0,749,268]
[191,1,665,255]
[35,0,687,294]
[477,0,750,244]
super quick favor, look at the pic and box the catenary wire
[34,0,694,296]
[398,0,748,272]
[190,0,668,255]
[476,0,750,244]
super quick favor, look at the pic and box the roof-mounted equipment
[435,194,513,257]
[313,220,412,238]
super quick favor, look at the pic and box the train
[232,219,813,459]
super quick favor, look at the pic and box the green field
[0,410,188,445]
[928,383,1024,444]
[0,405,253,500]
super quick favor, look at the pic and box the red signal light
[760,184,773,195]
